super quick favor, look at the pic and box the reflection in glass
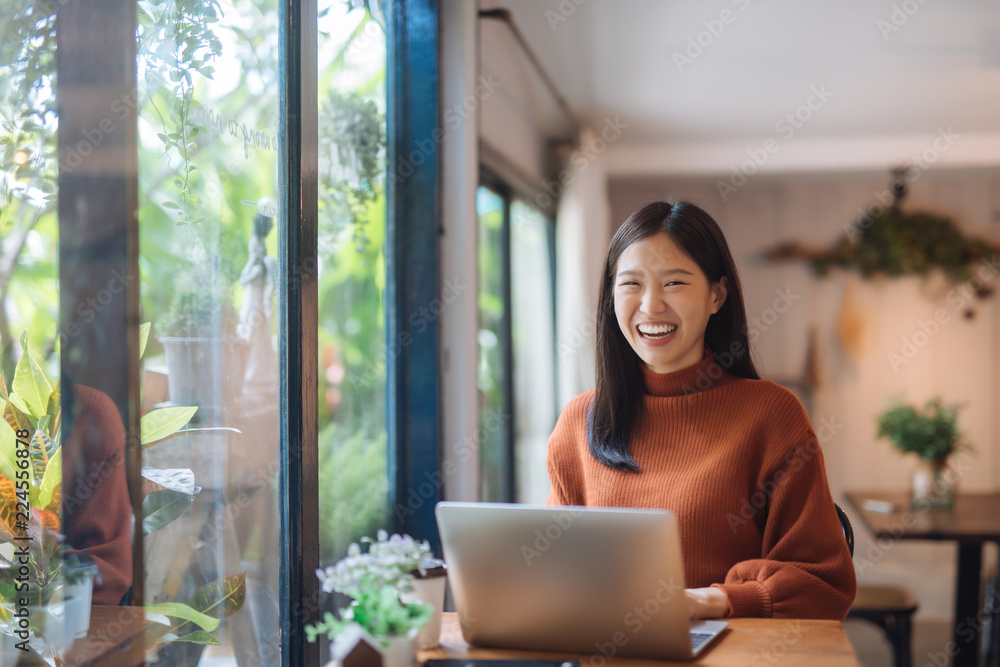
[138,0,281,663]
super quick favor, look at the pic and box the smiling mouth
[637,323,677,340]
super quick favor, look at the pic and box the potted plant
[158,285,244,426]
[876,397,969,509]
[0,328,246,661]
[308,530,447,666]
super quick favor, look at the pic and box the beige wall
[610,169,1000,618]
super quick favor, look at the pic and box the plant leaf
[0,422,17,481]
[141,467,197,495]
[0,371,8,402]
[29,429,57,482]
[172,630,220,645]
[38,448,61,509]
[186,571,247,620]
[4,402,33,440]
[44,381,60,438]
[141,406,198,446]
[139,322,152,359]
[142,488,199,536]
[144,602,220,632]
[12,331,52,419]
[0,476,18,538]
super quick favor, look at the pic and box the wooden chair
[835,503,919,667]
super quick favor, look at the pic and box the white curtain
[555,125,613,409]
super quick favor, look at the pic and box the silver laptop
[435,502,728,661]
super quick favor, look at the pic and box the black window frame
[53,0,442,664]
[477,168,558,503]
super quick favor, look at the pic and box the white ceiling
[482,0,1000,173]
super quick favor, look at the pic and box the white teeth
[638,323,676,335]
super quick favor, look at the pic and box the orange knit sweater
[546,352,856,620]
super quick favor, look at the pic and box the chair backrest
[834,503,854,558]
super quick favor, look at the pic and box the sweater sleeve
[545,392,591,506]
[712,425,857,620]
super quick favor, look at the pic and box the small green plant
[159,289,238,338]
[876,398,966,464]
[305,582,431,646]
[307,530,435,646]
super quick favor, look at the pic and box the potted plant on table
[876,397,970,509]
[309,530,447,667]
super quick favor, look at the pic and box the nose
[640,285,666,315]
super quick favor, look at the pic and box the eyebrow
[616,268,694,278]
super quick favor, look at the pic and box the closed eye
[665,281,687,287]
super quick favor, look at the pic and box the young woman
[546,200,856,621]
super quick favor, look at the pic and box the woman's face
[613,233,728,375]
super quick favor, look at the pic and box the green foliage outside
[1,0,392,593]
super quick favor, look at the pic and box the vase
[380,634,417,667]
[910,459,956,509]
[402,561,447,649]
[63,577,94,640]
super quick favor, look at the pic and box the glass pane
[0,3,63,661]
[314,3,389,662]
[137,0,282,663]
[510,200,556,504]
[315,0,389,563]
[476,186,507,502]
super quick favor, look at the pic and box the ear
[710,276,729,314]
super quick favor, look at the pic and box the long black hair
[587,200,759,471]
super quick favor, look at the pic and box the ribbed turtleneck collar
[640,349,729,397]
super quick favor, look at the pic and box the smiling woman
[546,200,857,623]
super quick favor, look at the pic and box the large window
[0,1,436,665]
[476,178,557,504]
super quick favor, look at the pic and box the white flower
[318,531,435,597]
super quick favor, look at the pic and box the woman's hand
[684,587,729,620]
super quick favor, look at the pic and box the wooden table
[846,490,1000,667]
[61,606,168,667]
[419,613,860,666]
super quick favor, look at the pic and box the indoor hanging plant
[876,398,969,509]
[308,530,446,666]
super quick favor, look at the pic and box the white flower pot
[63,578,93,640]
[402,566,447,649]
[380,634,417,667]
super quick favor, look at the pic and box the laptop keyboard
[690,632,715,652]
